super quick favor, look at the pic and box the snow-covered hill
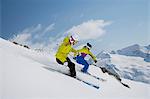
[117,44,150,62]
[0,38,150,99]
[111,54,150,84]
[96,50,150,84]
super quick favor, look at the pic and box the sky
[1,0,150,53]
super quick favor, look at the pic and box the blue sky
[1,0,149,53]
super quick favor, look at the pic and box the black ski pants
[56,57,76,77]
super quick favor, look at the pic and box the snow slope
[0,38,150,99]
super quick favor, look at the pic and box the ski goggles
[69,36,78,45]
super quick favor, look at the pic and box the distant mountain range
[116,44,150,62]
[94,44,150,84]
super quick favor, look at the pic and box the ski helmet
[72,33,79,41]
[69,33,79,45]
[86,43,92,49]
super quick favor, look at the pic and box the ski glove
[73,57,76,60]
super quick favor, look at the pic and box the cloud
[20,24,42,34]
[10,19,111,52]
[42,23,55,34]
[10,23,55,49]
[66,19,111,40]
[11,33,31,45]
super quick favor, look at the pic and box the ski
[93,64,130,88]
[76,77,100,89]
[120,82,130,88]
[114,76,130,88]
[107,70,130,89]
[77,70,106,82]
[107,70,130,88]
[43,66,100,89]
[64,73,100,89]
[65,64,106,82]
[86,72,106,82]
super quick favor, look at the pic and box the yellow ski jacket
[55,36,77,63]
[76,46,97,61]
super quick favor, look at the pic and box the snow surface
[110,54,150,84]
[95,51,150,84]
[0,38,150,99]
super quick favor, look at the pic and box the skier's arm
[89,51,97,62]
[71,48,78,56]
[74,49,83,57]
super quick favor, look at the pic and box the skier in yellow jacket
[74,43,97,73]
[55,34,79,77]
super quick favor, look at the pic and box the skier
[55,34,79,77]
[74,43,97,73]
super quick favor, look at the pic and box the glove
[73,57,76,60]
[94,60,97,63]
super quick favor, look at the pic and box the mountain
[96,51,111,59]
[95,49,150,84]
[110,54,150,84]
[0,38,150,99]
[117,44,150,62]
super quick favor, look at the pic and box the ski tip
[92,85,100,89]
[95,86,100,89]
[121,83,130,89]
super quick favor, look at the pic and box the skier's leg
[66,57,76,77]
[76,56,85,65]
[56,58,64,65]
[76,56,89,73]
[81,60,89,73]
